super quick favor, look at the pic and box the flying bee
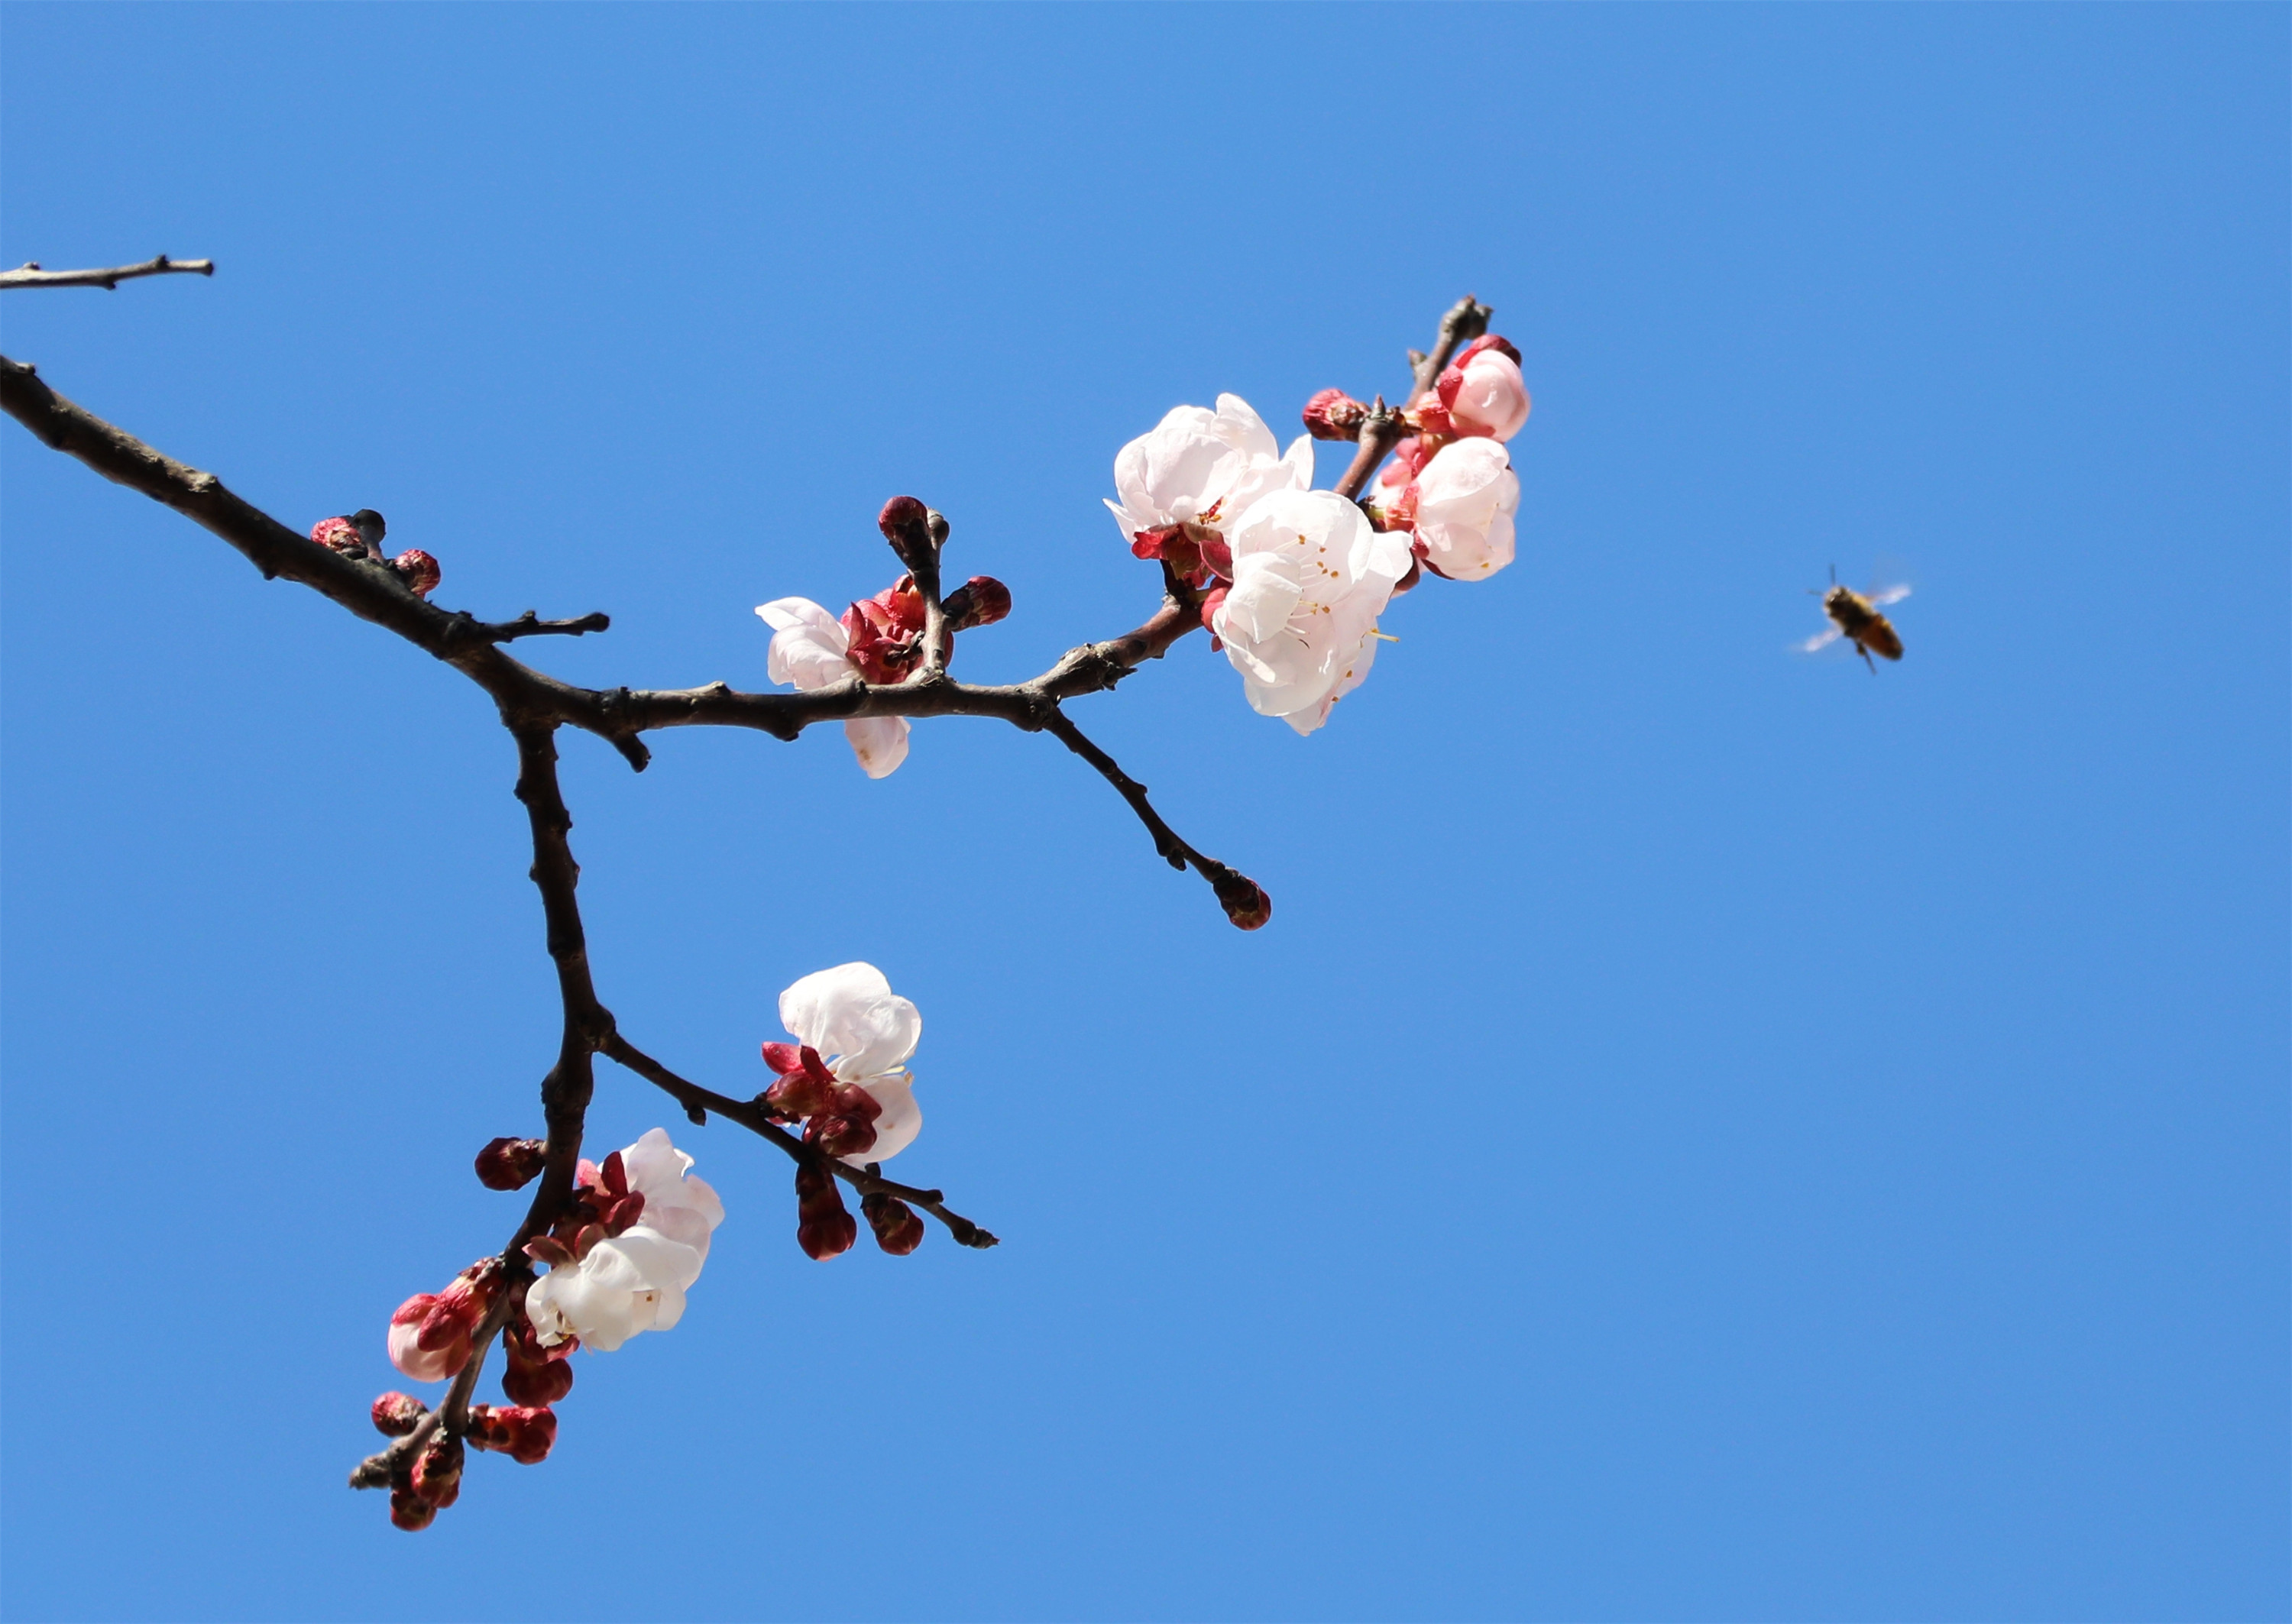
[1802,568,1910,671]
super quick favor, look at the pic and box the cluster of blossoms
[370,964,930,1529]
[1106,333,1530,732]
[309,508,442,599]
[757,961,930,1258]
[757,500,1012,778]
[373,1126,721,1530]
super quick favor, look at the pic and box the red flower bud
[370,1392,429,1437]
[1212,870,1273,931]
[502,1351,575,1407]
[941,574,1012,631]
[309,516,362,555]
[390,548,441,597]
[878,496,937,574]
[808,1082,885,1160]
[410,1435,464,1507]
[795,1158,857,1260]
[1303,388,1369,441]
[760,1041,805,1075]
[389,1487,437,1532]
[862,1192,927,1256]
[468,1403,558,1465]
[474,1137,547,1191]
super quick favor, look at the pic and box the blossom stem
[599,1033,999,1249]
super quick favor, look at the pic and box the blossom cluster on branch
[0,271,1522,1531]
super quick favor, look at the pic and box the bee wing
[1798,627,1842,654]
[1869,584,1912,607]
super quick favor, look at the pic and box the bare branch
[0,254,214,292]
[601,1034,999,1248]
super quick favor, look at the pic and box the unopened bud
[410,1435,463,1507]
[502,1351,575,1407]
[862,1192,927,1256]
[468,1402,558,1465]
[1303,388,1370,442]
[808,1082,884,1160]
[1212,870,1273,931]
[878,496,937,573]
[390,548,441,597]
[795,1159,857,1260]
[474,1136,546,1191]
[371,1391,429,1436]
[309,516,362,555]
[940,574,1012,631]
[389,1487,437,1532]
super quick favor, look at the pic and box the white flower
[779,962,924,1163]
[1105,393,1313,542]
[526,1128,725,1353]
[1411,438,1519,581]
[1445,350,1531,442]
[754,596,911,779]
[1212,489,1412,736]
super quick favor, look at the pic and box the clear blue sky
[3,7,2284,1621]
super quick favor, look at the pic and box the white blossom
[1105,394,1313,542]
[1411,438,1520,581]
[754,596,911,779]
[526,1128,725,1353]
[779,962,924,1163]
[1212,489,1412,735]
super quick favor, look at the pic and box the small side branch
[601,1034,999,1249]
[1041,706,1268,929]
[1,255,214,291]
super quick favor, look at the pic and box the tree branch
[601,1033,999,1248]
[0,254,214,291]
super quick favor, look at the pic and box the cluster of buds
[519,1146,649,1275]
[1312,334,1529,585]
[367,1394,467,1532]
[308,509,442,598]
[387,1257,505,1383]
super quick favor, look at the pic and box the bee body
[1822,585,1904,665]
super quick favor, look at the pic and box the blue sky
[2,6,2285,1621]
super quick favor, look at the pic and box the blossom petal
[843,717,911,779]
[756,597,851,691]
[843,1073,923,1165]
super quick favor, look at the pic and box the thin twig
[473,610,611,643]
[601,1034,998,1248]
[0,255,215,291]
